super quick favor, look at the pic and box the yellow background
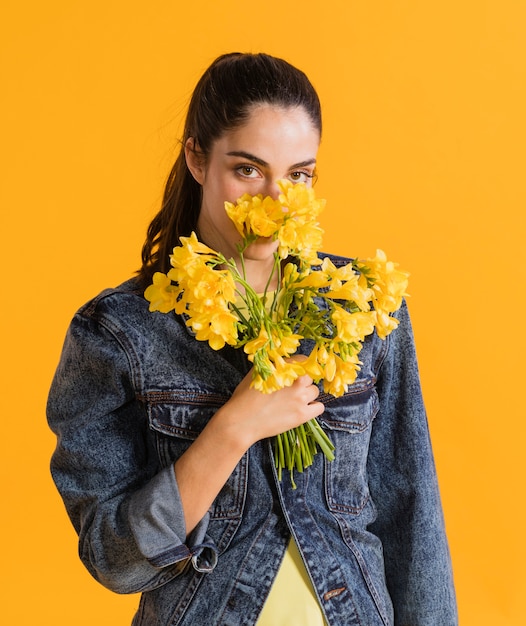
[2,1,525,624]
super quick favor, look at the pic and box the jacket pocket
[143,389,248,527]
[320,379,379,515]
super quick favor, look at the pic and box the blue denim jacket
[47,254,457,626]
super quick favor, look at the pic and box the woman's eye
[237,165,258,178]
[289,171,313,183]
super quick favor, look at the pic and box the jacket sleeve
[47,308,217,594]
[368,300,458,625]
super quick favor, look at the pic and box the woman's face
[187,104,320,264]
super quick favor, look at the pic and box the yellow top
[257,539,327,626]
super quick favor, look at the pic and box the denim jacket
[47,253,457,626]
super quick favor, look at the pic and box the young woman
[47,52,457,625]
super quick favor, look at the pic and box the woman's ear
[185,137,206,185]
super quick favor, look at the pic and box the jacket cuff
[128,465,218,571]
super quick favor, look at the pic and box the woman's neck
[234,255,280,295]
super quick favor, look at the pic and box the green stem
[305,419,335,461]
[273,421,334,489]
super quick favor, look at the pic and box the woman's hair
[138,52,322,286]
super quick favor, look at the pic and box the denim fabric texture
[47,253,457,626]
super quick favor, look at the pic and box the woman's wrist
[207,404,255,457]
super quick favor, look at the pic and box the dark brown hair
[138,52,322,286]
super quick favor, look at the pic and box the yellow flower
[244,325,304,393]
[243,326,270,357]
[322,352,361,396]
[301,345,325,380]
[277,219,324,263]
[244,326,302,361]
[319,256,353,285]
[373,310,400,341]
[225,194,284,238]
[358,249,409,339]
[328,278,372,311]
[303,342,361,397]
[186,302,238,350]
[251,358,306,393]
[277,179,326,222]
[362,249,409,309]
[144,272,179,313]
[293,267,330,289]
[276,180,325,260]
[331,308,376,344]
[225,181,325,261]
[186,265,236,304]
[316,343,336,381]
[275,329,302,357]
[180,231,217,256]
[167,232,219,284]
[247,196,285,237]
[315,257,371,311]
[224,196,250,237]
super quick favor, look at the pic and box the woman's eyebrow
[226,151,316,170]
[290,158,317,169]
[226,151,268,167]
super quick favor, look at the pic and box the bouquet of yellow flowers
[145,180,409,486]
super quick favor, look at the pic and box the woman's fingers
[223,366,325,446]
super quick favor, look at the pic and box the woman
[47,52,457,625]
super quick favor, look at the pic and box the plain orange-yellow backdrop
[2,1,525,624]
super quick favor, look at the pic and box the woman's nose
[263,180,282,201]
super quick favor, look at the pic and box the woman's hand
[174,364,324,535]
[218,367,325,451]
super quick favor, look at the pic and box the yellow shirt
[257,539,327,626]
